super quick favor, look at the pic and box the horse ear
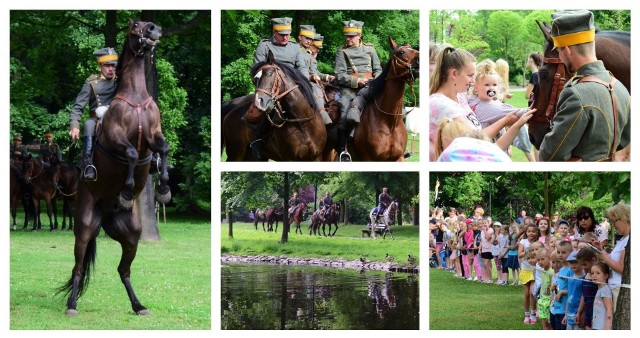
[536,20,552,42]
[267,49,276,64]
[388,36,398,50]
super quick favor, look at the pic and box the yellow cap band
[273,25,291,32]
[552,29,595,48]
[45,132,53,137]
[300,30,315,38]
[343,27,362,34]
[97,54,118,64]
[313,40,323,47]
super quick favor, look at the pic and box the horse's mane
[365,52,392,104]
[114,36,131,93]
[250,60,318,111]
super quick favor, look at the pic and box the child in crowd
[564,251,585,330]
[577,232,597,251]
[536,217,552,246]
[480,219,495,283]
[518,224,540,324]
[576,247,599,329]
[448,226,458,274]
[464,221,476,280]
[456,221,467,278]
[496,224,509,285]
[571,239,579,252]
[552,240,573,330]
[530,241,544,300]
[506,223,521,285]
[591,262,613,330]
[556,220,571,241]
[536,248,553,330]
[548,236,558,252]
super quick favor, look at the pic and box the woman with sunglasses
[573,206,608,249]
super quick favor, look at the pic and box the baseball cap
[566,251,578,262]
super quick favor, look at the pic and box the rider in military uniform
[10,134,27,161]
[288,191,302,219]
[373,187,391,221]
[41,130,62,164]
[250,18,311,161]
[70,47,118,180]
[318,191,334,220]
[298,24,333,125]
[333,20,382,161]
[539,10,630,161]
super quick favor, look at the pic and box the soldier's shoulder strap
[341,46,358,74]
[86,74,101,83]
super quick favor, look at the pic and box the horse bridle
[129,22,159,57]
[374,46,418,126]
[532,56,569,124]
[254,65,316,126]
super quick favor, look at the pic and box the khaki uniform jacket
[70,74,117,130]
[300,46,332,82]
[539,61,630,161]
[254,37,309,79]
[334,42,382,93]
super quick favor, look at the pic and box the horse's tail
[56,237,97,299]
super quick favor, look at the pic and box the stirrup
[83,165,97,181]
[339,150,351,162]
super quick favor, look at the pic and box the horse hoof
[118,194,134,210]
[136,309,150,316]
[65,309,78,316]
[154,189,171,204]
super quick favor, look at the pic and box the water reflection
[221,263,419,330]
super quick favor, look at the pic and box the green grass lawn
[221,221,419,264]
[10,215,211,329]
[430,268,539,330]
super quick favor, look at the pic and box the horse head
[388,37,420,82]
[127,20,162,56]
[528,20,569,150]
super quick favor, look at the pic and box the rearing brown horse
[222,51,326,161]
[347,37,419,161]
[58,20,171,316]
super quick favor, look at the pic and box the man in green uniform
[41,130,62,164]
[10,134,27,162]
[70,47,118,180]
[250,17,312,160]
[539,10,630,161]
[298,24,333,125]
[333,20,382,161]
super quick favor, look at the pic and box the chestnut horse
[290,202,307,235]
[222,51,326,161]
[266,206,284,232]
[58,20,171,316]
[321,203,340,237]
[347,37,419,161]
[254,208,267,231]
[529,22,630,160]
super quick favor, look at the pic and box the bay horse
[309,209,322,236]
[56,161,80,230]
[254,208,267,231]
[347,37,419,161]
[266,206,284,232]
[368,201,398,240]
[222,50,326,161]
[290,202,307,235]
[321,203,340,237]
[529,22,630,161]
[58,20,171,316]
[10,162,31,230]
[22,155,59,231]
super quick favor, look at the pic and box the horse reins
[373,48,419,130]
[113,95,154,151]
[533,56,568,124]
[255,65,316,126]
[129,22,159,57]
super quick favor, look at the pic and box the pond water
[221,263,419,330]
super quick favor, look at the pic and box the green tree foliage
[221,10,419,104]
[10,10,211,213]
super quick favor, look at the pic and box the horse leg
[45,198,55,231]
[117,145,139,210]
[332,222,338,237]
[150,133,171,204]
[31,197,39,231]
[117,236,148,315]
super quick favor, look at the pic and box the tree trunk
[343,198,349,225]
[281,173,290,243]
[613,236,630,329]
[139,175,160,241]
[227,203,233,239]
[543,172,549,217]
[104,11,117,48]
[397,201,403,226]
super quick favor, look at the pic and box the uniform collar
[575,60,606,76]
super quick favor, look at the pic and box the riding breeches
[311,83,325,112]
[338,92,355,130]
[83,117,98,137]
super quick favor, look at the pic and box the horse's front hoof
[65,309,78,316]
[154,189,171,204]
[136,309,151,316]
[118,194,134,210]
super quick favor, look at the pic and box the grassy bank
[430,268,539,330]
[221,221,419,264]
[10,217,211,329]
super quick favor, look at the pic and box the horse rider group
[11,131,62,167]
[318,191,334,221]
[248,17,382,162]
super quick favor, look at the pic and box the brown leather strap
[352,72,373,78]
[578,74,618,161]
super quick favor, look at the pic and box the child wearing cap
[565,251,585,329]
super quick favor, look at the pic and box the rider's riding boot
[319,109,333,125]
[82,136,97,181]
[337,129,351,162]
[250,116,269,161]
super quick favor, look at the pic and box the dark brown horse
[266,206,284,232]
[10,162,31,230]
[222,51,326,161]
[254,208,267,231]
[321,203,340,237]
[22,155,59,231]
[58,20,170,316]
[290,202,307,235]
[56,161,80,230]
[529,22,630,160]
[309,209,322,236]
[347,37,419,161]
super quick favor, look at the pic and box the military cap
[313,34,324,49]
[550,10,595,48]
[343,20,364,36]
[13,134,22,141]
[271,17,293,34]
[299,25,316,38]
[94,47,118,65]
[44,130,54,137]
